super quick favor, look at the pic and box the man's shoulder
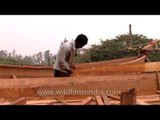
[61,41,70,47]
[60,41,72,50]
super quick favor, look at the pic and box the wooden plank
[73,62,160,76]
[137,94,160,99]
[136,99,150,105]
[65,102,84,105]
[108,95,120,101]
[65,99,84,103]
[26,100,59,105]
[95,95,104,105]
[0,102,11,105]
[47,99,84,105]
[10,97,26,105]
[156,71,160,90]
[56,97,69,105]
[120,88,136,105]
[26,99,83,105]
[104,100,120,105]
[76,56,139,66]
[51,103,66,105]
[143,99,160,104]
[81,97,93,105]
[101,93,112,105]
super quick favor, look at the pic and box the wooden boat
[0,70,160,105]
[0,54,147,79]
[0,39,160,105]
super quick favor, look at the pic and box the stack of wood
[1,88,160,105]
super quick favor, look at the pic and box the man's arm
[59,46,71,71]
[68,50,77,70]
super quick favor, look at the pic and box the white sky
[0,15,160,56]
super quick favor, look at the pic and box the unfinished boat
[0,39,158,79]
[0,39,160,105]
[0,54,147,79]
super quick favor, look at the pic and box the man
[53,34,88,77]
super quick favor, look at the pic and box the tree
[75,34,159,63]
[23,55,34,65]
[74,49,91,63]
[49,53,56,65]
[0,50,8,58]
[11,49,16,57]
[44,50,51,66]
[32,52,43,65]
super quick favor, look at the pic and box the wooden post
[129,24,132,48]
[120,88,136,105]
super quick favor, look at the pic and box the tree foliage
[0,49,56,66]
[75,34,160,63]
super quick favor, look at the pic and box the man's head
[75,34,88,49]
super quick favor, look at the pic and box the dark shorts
[53,69,70,77]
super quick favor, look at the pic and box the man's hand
[70,65,76,70]
[65,69,73,74]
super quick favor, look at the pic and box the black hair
[75,34,88,45]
